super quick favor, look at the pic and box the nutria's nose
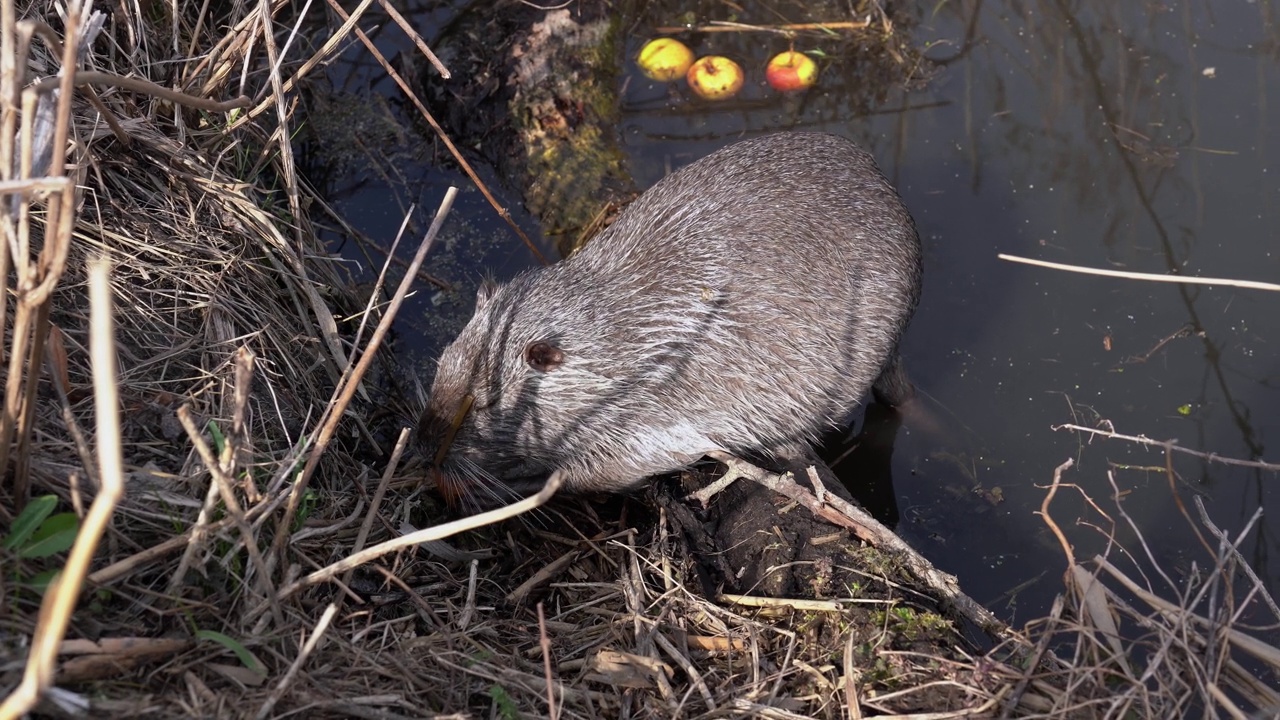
[418,394,475,467]
[416,408,450,463]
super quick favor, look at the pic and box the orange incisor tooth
[434,393,474,468]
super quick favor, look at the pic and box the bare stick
[31,70,250,112]
[254,602,338,720]
[844,625,862,720]
[339,427,410,595]
[654,20,871,34]
[177,404,282,625]
[704,452,1008,637]
[372,0,450,78]
[653,629,716,711]
[274,470,562,600]
[1194,500,1279,621]
[272,187,456,568]
[999,254,1280,292]
[0,259,125,720]
[537,602,559,720]
[93,499,275,586]
[1055,424,1280,472]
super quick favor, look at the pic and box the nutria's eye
[524,341,564,372]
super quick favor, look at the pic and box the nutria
[419,131,922,508]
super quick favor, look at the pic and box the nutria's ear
[524,341,565,372]
[474,279,499,313]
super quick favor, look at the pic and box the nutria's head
[417,269,641,509]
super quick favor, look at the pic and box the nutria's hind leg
[871,352,914,408]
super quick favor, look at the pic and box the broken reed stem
[0,259,125,720]
[271,187,458,580]
[537,602,559,720]
[347,209,410,361]
[275,470,563,601]
[340,426,410,595]
[999,253,1280,292]
[238,0,377,123]
[0,1,86,505]
[253,0,302,248]
[372,0,450,78]
[176,404,283,625]
[254,602,338,720]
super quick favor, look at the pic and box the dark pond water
[301,0,1280,628]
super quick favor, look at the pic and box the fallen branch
[1054,423,1280,472]
[701,451,1009,638]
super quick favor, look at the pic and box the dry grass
[1,0,1277,718]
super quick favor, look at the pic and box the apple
[686,56,745,101]
[765,51,818,92]
[637,38,694,82]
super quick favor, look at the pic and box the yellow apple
[637,38,695,82]
[686,56,745,100]
[765,51,818,92]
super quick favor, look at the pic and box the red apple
[766,51,818,92]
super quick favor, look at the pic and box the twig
[92,509,263,586]
[254,602,338,720]
[654,20,871,34]
[999,254,1280,292]
[1194,500,1279,621]
[31,70,250,111]
[271,187,457,571]
[166,459,226,596]
[0,259,125,720]
[653,629,716,711]
[339,427,410,597]
[507,549,578,605]
[1122,323,1194,364]
[177,404,282,625]
[704,452,1009,638]
[274,470,562,600]
[372,0,449,78]
[1095,557,1280,671]
[999,594,1064,719]
[1054,424,1280,472]
[537,602,559,720]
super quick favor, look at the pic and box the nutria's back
[420,131,922,506]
